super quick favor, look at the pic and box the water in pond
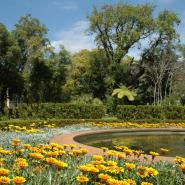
[75,131,185,157]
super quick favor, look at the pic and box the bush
[13,103,106,119]
[116,105,185,120]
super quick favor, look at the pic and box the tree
[12,14,49,72]
[28,58,53,103]
[139,10,180,105]
[12,14,50,104]
[88,2,154,91]
[48,45,71,102]
[0,23,23,112]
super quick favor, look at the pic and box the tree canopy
[0,2,184,112]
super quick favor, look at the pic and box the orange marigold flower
[29,153,44,160]
[0,176,11,184]
[45,157,57,165]
[125,163,136,171]
[13,176,26,185]
[98,173,111,182]
[76,175,89,183]
[0,168,9,176]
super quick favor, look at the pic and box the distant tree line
[1,2,185,113]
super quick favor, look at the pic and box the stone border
[51,128,185,162]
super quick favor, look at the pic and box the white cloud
[51,20,95,53]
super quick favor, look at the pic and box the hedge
[116,105,185,120]
[12,103,106,119]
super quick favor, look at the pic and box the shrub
[13,103,106,119]
[116,105,185,120]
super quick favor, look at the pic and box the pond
[75,131,185,157]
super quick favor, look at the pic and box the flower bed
[0,139,184,184]
[0,121,184,184]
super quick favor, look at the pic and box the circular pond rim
[51,128,185,163]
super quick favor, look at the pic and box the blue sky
[0,0,185,55]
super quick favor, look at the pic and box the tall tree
[88,2,154,90]
[12,14,50,104]
[0,23,23,111]
[12,14,49,72]
[140,10,180,105]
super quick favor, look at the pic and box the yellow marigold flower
[95,164,107,171]
[11,139,21,147]
[0,169,9,176]
[45,157,58,164]
[137,171,148,178]
[50,143,58,147]
[71,150,82,156]
[117,152,126,159]
[133,150,143,158]
[149,151,159,161]
[17,161,28,169]
[137,166,148,178]
[125,179,136,185]
[125,163,136,171]
[80,148,88,155]
[12,139,21,143]
[149,151,159,156]
[91,160,105,165]
[107,178,130,185]
[98,173,111,182]
[0,176,11,184]
[175,156,185,164]
[70,144,77,149]
[23,144,31,149]
[141,182,153,185]
[58,150,66,156]
[107,160,117,166]
[106,150,118,157]
[79,164,99,173]
[123,148,133,156]
[47,151,59,157]
[106,166,124,174]
[93,155,104,161]
[0,150,12,155]
[29,153,44,160]
[76,175,89,183]
[54,160,68,169]
[62,144,69,149]
[13,176,26,185]
[146,167,158,176]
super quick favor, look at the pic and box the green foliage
[88,3,154,63]
[116,105,185,120]
[12,103,106,119]
[0,23,24,112]
[0,3,184,112]
[70,94,103,105]
[112,85,137,101]
[12,14,49,72]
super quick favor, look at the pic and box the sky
[0,0,185,57]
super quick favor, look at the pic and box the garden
[1,0,185,184]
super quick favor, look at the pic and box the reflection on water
[75,132,185,157]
